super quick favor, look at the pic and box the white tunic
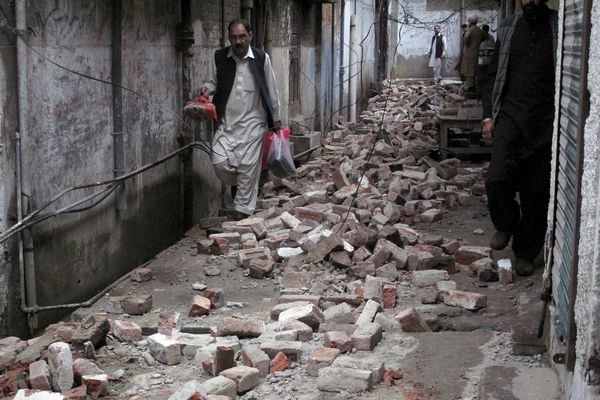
[203,47,281,167]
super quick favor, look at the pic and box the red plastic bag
[183,95,217,120]
[263,128,296,178]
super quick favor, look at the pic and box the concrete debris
[1,82,538,398]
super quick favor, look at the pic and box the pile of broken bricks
[0,82,518,399]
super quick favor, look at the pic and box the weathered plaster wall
[390,0,497,79]
[0,0,231,335]
[570,1,600,397]
[0,0,25,336]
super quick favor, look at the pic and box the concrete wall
[0,0,26,336]
[389,0,498,80]
[0,0,227,336]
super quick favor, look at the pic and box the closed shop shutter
[551,0,590,370]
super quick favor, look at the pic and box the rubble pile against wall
[0,82,516,399]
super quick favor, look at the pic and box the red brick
[270,351,289,372]
[158,311,181,335]
[64,385,87,400]
[130,267,153,282]
[382,284,397,309]
[238,247,271,268]
[189,295,211,317]
[395,307,431,332]
[248,258,274,279]
[204,288,225,309]
[323,331,352,353]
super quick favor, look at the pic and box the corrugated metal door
[551,0,591,371]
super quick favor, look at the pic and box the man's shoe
[490,231,512,250]
[514,258,537,277]
[231,210,250,221]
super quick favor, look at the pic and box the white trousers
[213,159,261,215]
[431,58,442,82]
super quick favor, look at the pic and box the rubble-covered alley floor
[0,81,561,400]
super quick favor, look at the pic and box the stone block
[81,374,108,398]
[281,319,313,342]
[148,333,181,365]
[307,347,341,377]
[112,320,142,342]
[382,284,397,309]
[317,366,373,393]
[278,303,324,330]
[219,366,261,393]
[189,295,211,317]
[202,376,237,398]
[28,360,51,391]
[120,294,153,315]
[218,317,264,338]
[363,276,383,303]
[332,355,385,383]
[166,380,208,400]
[376,262,398,282]
[420,208,444,223]
[324,331,353,353]
[238,247,271,268]
[241,345,270,377]
[13,390,65,400]
[270,301,312,320]
[436,280,457,292]
[71,315,109,350]
[248,258,274,279]
[322,294,363,306]
[351,322,383,351]
[48,342,74,393]
[158,311,182,336]
[204,288,225,309]
[470,258,499,282]
[355,299,382,326]
[441,290,487,310]
[270,351,289,372]
[174,333,215,359]
[411,270,449,287]
[64,385,86,400]
[455,246,492,265]
[498,259,513,284]
[323,302,355,324]
[72,359,103,385]
[441,239,461,255]
[130,267,153,282]
[395,307,431,332]
[259,341,303,361]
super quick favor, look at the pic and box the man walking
[201,19,281,220]
[428,25,446,84]
[481,0,557,275]
[460,15,485,93]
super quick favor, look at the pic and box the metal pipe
[1,142,198,244]
[112,0,126,211]
[339,1,345,122]
[220,0,226,47]
[241,0,254,22]
[349,14,358,122]
[15,0,38,333]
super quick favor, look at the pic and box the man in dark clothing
[481,0,557,276]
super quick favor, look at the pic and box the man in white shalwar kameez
[201,19,281,219]
[428,25,447,84]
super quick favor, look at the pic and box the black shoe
[231,210,250,221]
[514,258,537,276]
[490,231,512,250]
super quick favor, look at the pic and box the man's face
[434,26,440,34]
[229,23,252,58]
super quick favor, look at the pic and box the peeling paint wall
[0,0,25,336]
[389,0,498,79]
[0,0,227,336]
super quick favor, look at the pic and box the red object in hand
[183,95,217,120]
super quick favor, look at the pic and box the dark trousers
[485,116,552,262]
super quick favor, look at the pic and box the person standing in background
[461,15,485,94]
[428,25,447,84]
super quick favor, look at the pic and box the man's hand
[482,118,494,140]
[200,86,210,97]
[272,120,282,130]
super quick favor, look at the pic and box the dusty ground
[46,174,557,400]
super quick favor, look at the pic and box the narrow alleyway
[0,81,561,400]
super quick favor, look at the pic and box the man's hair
[461,23,468,29]
[482,24,490,32]
[434,25,440,30]
[228,18,252,34]
[468,15,479,24]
